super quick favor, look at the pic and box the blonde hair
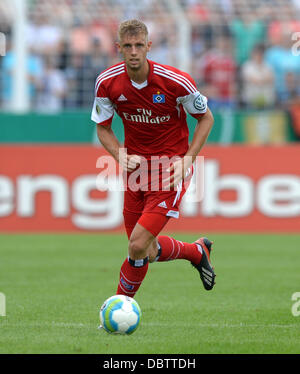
[118,19,148,41]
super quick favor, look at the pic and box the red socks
[157,235,203,264]
[116,236,203,298]
[116,257,149,297]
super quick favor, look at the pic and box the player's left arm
[164,70,214,189]
[184,107,214,163]
[166,108,214,189]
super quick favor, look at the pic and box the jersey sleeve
[91,80,114,126]
[176,73,208,118]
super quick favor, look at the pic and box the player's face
[117,32,152,71]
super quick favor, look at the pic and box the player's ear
[116,41,121,53]
[147,40,152,52]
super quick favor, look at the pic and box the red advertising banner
[0,145,299,232]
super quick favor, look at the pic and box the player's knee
[128,238,147,259]
[148,240,159,263]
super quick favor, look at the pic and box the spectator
[64,53,86,109]
[148,34,172,65]
[83,37,109,84]
[69,25,91,55]
[191,27,206,59]
[35,56,66,112]
[279,71,300,106]
[56,39,70,71]
[26,13,62,55]
[265,30,300,102]
[267,0,300,46]
[230,11,266,67]
[268,18,300,46]
[65,37,109,109]
[291,0,300,12]
[280,71,300,138]
[2,0,300,113]
[241,44,275,109]
[198,35,236,110]
[186,0,211,26]
[1,35,43,110]
[64,43,107,109]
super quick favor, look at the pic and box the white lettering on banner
[0,174,123,230]
[201,160,254,217]
[257,176,300,217]
[1,159,300,229]
[72,175,123,229]
[17,176,69,217]
[0,176,14,216]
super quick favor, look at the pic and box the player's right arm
[91,80,140,172]
[96,124,141,173]
[96,123,121,162]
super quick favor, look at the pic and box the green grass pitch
[0,233,299,354]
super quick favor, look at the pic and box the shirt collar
[124,59,153,87]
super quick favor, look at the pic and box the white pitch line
[0,322,93,328]
[0,321,298,329]
[145,322,299,329]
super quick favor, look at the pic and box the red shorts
[123,165,193,238]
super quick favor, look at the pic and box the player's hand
[127,155,142,172]
[163,157,192,190]
[118,149,141,172]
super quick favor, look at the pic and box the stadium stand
[0,0,299,141]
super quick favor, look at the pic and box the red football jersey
[91,59,207,159]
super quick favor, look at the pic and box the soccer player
[91,19,215,298]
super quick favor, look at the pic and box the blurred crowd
[0,0,300,119]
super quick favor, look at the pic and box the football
[99,295,141,335]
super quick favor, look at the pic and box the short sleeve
[177,91,208,117]
[173,70,208,118]
[91,97,114,125]
[91,79,114,125]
